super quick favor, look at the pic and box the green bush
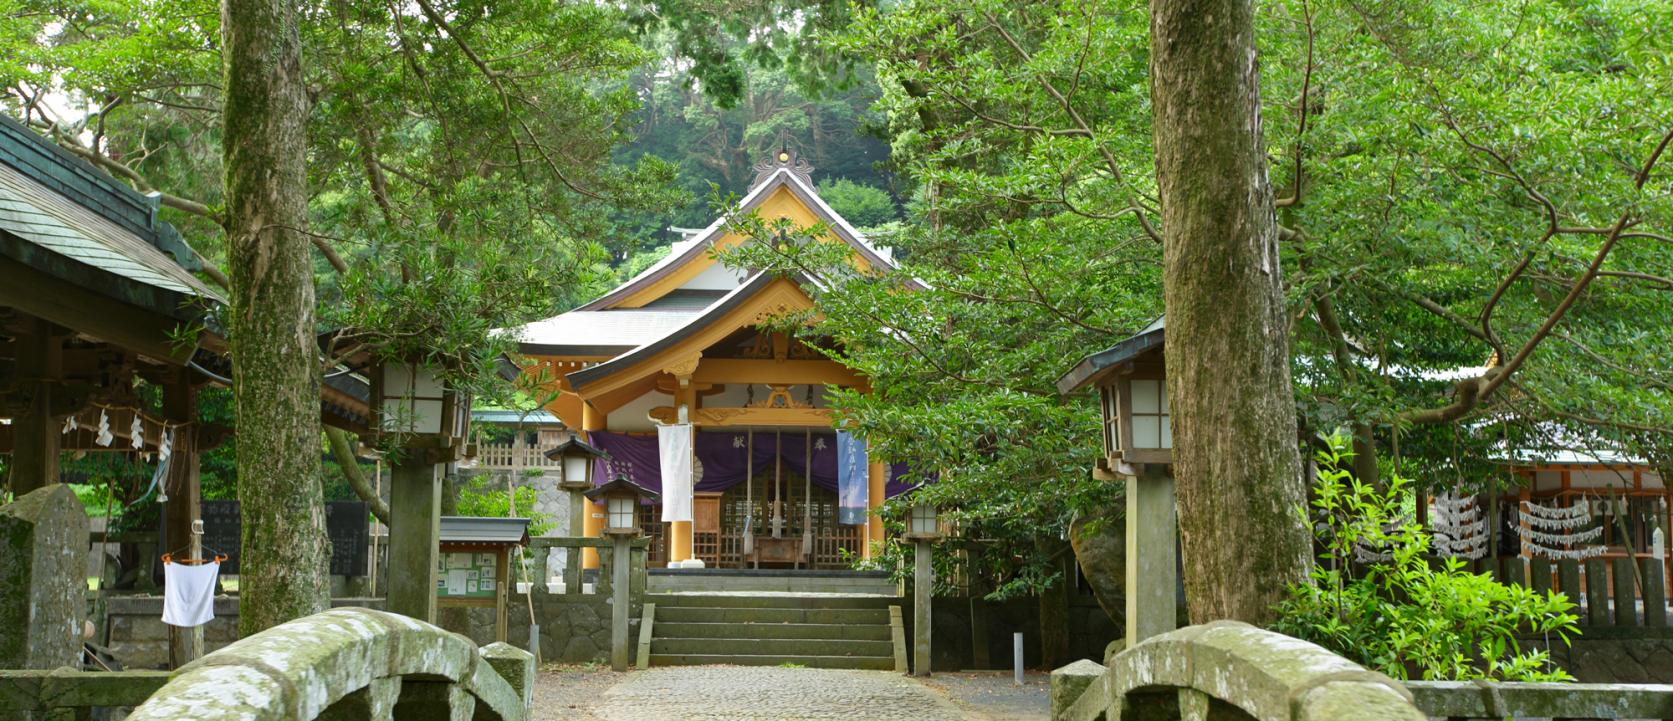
[457,474,553,536]
[1271,438,1579,682]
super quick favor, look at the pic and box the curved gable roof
[577,167,895,312]
[566,271,817,393]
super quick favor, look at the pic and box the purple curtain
[585,429,919,499]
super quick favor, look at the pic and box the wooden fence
[1471,555,1669,628]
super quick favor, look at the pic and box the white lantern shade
[910,503,938,536]
[1127,378,1171,450]
[563,454,592,487]
[379,361,468,438]
[607,496,636,531]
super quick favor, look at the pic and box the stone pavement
[532,665,1050,721]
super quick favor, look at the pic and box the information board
[200,500,370,575]
[436,549,500,598]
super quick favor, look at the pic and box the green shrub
[457,474,553,536]
[1271,438,1579,682]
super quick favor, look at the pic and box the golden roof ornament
[752,135,815,187]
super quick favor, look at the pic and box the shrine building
[508,146,911,570]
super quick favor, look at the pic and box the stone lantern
[1057,317,1176,648]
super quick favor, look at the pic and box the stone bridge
[126,606,534,720]
[1052,621,1426,720]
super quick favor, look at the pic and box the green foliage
[817,178,898,228]
[456,475,552,537]
[1272,438,1579,682]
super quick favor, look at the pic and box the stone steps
[647,653,897,670]
[653,621,892,641]
[645,592,904,671]
[647,592,896,609]
[654,605,890,625]
[649,569,897,595]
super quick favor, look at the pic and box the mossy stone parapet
[127,607,533,721]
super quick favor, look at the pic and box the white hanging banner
[658,423,693,523]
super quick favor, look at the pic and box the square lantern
[907,502,941,540]
[1059,319,1171,471]
[544,437,607,492]
[585,475,659,536]
[376,360,470,440]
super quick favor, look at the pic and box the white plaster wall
[605,390,673,432]
[679,260,748,291]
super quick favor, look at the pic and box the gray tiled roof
[513,308,703,351]
[0,162,221,301]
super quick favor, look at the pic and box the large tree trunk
[222,0,330,635]
[1148,0,1311,623]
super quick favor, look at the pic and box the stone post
[1125,467,1178,647]
[609,532,633,671]
[913,537,933,677]
[0,485,89,670]
[388,454,440,622]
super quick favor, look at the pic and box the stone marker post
[913,537,933,677]
[1125,467,1178,647]
[607,530,633,671]
[0,485,89,670]
[388,453,441,622]
[561,478,591,595]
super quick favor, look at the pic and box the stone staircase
[643,571,905,670]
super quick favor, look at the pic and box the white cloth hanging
[658,423,693,523]
[162,561,220,628]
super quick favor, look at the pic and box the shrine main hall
[508,148,911,570]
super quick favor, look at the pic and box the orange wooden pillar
[582,401,604,569]
[865,461,887,558]
[668,378,697,563]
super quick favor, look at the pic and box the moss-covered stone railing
[1051,621,1425,720]
[126,606,535,721]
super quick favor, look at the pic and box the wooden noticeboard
[437,543,512,643]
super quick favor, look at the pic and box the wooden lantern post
[1058,319,1176,649]
[545,437,607,594]
[906,501,941,677]
[377,358,473,623]
[586,475,657,671]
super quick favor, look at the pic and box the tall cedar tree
[1149,0,1312,622]
[221,0,330,633]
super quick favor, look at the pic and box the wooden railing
[473,441,561,471]
[0,668,170,716]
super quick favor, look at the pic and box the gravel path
[530,666,1050,721]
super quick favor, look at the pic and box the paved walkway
[532,666,1050,721]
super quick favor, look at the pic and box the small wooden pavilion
[507,145,911,570]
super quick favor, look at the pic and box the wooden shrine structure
[508,145,904,570]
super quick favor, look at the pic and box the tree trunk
[1148,0,1311,623]
[221,0,329,635]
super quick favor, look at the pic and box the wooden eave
[565,273,825,399]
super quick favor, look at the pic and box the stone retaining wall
[440,589,639,665]
[1528,629,1673,683]
[99,596,385,670]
